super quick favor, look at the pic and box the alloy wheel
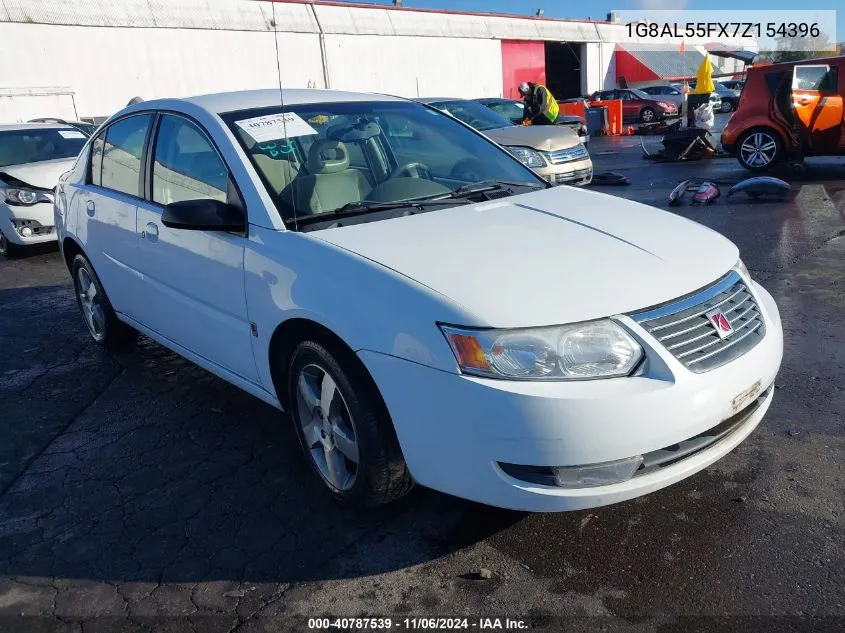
[641,108,655,122]
[740,132,778,168]
[295,363,359,491]
[76,267,106,338]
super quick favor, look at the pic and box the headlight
[6,188,53,206]
[506,146,546,168]
[735,259,750,280]
[440,320,643,380]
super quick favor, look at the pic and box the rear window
[0,128,87,168]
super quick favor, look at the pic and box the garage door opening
[545,42,583,100]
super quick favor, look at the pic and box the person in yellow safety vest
[518,81,559,125]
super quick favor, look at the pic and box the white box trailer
[0,87,79,124]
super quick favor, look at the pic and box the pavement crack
[0,366,125,500]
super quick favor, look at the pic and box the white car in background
[55,89,782,511]
[1,123,88,257]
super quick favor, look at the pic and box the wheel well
[268,318,375,412]
[62,237,84,272]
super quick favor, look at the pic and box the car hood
[483,125,580,151]
[0,157,76,190]
[310,186,739,328]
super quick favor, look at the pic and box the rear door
[791,64,843,153]
[75,114,152,316]
[619,91,639,117]
[133,113,258,382]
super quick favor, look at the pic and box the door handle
[141,222,159,240]
[797,97,810,105]
[86,200,95,217]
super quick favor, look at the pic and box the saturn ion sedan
[55,89,783,511]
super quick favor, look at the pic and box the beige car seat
[284,139,371,215]
[235,127,299,195]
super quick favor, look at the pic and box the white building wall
[323,35,503,98]
[0,22,324,119]
[0,0,758,120]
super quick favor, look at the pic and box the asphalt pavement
[1,126,844,632]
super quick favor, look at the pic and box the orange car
[721,56,845,170]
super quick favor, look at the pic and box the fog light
[19,226,33,237]
[552,455,643,488]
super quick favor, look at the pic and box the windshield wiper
[292,197,469,228]
[444,179,547,199]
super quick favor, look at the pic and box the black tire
[286,338,413,508]
[0,231,24,258]
[736,128,783,172]
[71,254,137,352]
[640,107,656,123]
[721,100,734,113]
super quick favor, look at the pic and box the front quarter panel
[245,225,479,396]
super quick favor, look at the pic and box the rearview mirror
[161,199,245,232]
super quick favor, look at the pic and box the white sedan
[1,123,88,257]
[55,89,783,511]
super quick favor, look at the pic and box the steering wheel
[389,162,432,180]
[468,119,488,130]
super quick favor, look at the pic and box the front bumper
[1,201,58,246]
[537,157,593,187]
[358,280,782,512]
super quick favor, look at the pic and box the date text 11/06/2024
[626,21,820,39]
[308,617,529,630]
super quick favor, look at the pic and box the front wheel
[287,339,412,508]
[71,254,137,351]
[721,101,734,113]
[737,128,782,171]
[640,107,656,123]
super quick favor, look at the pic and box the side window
[152,115,228,206]
[90,134,104,186]
[101,114,151,197]
[793,65,837,92]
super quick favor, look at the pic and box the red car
[590,88,679,123]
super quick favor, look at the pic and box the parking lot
[1,123,844,631]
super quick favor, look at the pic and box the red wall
[501,40,546,100]
[615,47,659,85]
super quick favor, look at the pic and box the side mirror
[161,199,244,232]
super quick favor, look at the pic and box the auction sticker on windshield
[235,112,317,142]
[58,130,86,139]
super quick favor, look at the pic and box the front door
[134,114,258,382]
[791,64,844,153]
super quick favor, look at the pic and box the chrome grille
[631,271,766,373]
[544,144,588,164]
[552,168,592,185]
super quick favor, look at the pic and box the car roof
[174,89,406,114]
[0,123,79,132]
[414,97,469,105]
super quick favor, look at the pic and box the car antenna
[271,0,298,231]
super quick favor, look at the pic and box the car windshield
[223,100,543,230]
[484,100,524,125]
[0,128,87,168]
[629,88,651,100]
[426,100,513,131]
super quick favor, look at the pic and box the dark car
[720,80,745,91]
[590,88,678,123]
[473,98,588,139]
[685,81,739,113]
[27,118,97,136]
